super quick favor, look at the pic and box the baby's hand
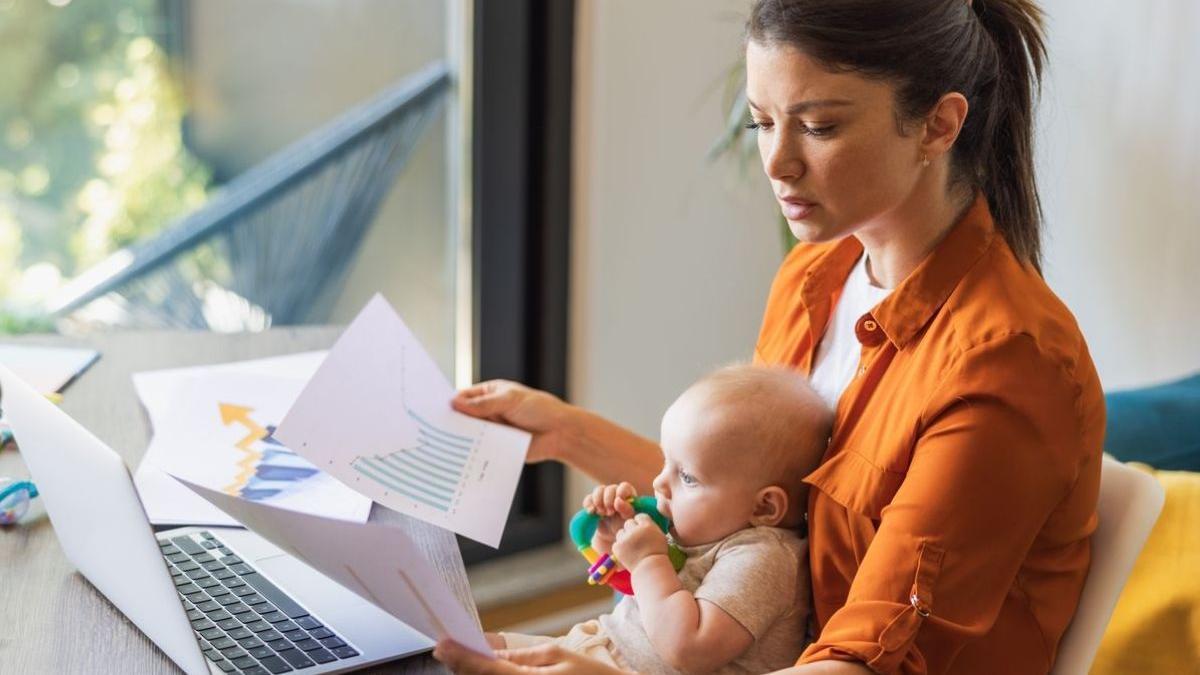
[582,482,637,554]
[612,513,668,569]
[582,481,637,518]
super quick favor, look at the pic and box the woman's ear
[751,486,789,527]
[921,91,969,159]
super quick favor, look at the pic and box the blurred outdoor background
[0,0,455,369]
[0,0,209,330]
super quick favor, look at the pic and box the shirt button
[855,314,885,347]
[858,365,867,376]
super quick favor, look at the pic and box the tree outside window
[0,0,209,332]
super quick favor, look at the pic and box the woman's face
[745,40,924,243]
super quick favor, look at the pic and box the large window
[1,0,575,562]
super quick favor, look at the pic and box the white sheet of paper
[171,472,492,657]
[0,343,99,393]
[133,353,371,526]
[133,351,329,526]
[275,295,530,547]
[134,351,328,432]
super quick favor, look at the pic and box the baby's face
[651,397,766,547]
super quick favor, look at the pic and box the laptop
[0,364,433,674]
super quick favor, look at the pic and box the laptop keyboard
[160,530,360,674]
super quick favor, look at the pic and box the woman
[438,0,1103,673]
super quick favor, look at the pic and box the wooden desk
[0,328,475,673]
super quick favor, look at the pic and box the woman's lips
[779,197,817,220]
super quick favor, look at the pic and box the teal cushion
[1104,372,1200,471]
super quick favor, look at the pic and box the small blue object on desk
[0,478,38,525]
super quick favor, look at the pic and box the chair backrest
[1051,455,1164,674]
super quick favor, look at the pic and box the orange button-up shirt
[754,195,1104,674]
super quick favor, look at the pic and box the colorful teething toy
[0,478,38,525]
[569,495,686,595]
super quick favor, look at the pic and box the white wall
[569,0,781,439]
[1038,0,1200,390]
[568,0,782,507]
[467,0,1200,604]
[568,2,1200,494]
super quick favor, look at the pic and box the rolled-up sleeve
[800,334,1090,674]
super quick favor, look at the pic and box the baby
[493,364,833,674]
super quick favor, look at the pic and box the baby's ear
[751,486,789,527]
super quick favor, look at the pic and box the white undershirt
[809,254,894,409]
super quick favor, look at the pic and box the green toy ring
[569,495,685,595]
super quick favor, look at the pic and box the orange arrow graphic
[219,403,269,495]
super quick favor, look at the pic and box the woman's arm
[452,380,663,491]
[559,407,663,492]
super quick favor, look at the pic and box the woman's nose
[762,131,804,182]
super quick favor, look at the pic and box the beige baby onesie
[503,526,809,674]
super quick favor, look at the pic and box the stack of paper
[134,352,373,526]
[161,294,533,657]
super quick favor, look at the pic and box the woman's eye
[744,120,834,137]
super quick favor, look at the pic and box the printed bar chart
[275,294,531,546]
[350,409,477,513]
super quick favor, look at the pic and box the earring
[921,154,930,168]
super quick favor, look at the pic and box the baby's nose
[652,472,669,496]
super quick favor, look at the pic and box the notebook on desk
[0,343,99,394]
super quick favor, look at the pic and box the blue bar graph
[239,426,321,501]
[350,409,477,512]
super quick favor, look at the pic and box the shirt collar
[799,193,998,350]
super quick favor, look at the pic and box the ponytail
[747,0,1050,271]
[971,0,1047,271]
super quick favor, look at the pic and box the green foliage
[707,56,798,255]
[0,0,210,329]
[0,308,55,334]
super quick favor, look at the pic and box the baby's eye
[677,467,698,486]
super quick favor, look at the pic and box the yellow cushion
[1090,463,1200,673]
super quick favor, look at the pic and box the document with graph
[134,354,373,527]
[274,294,530,547]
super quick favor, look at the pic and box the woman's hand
[451,380,576,463]
[434,639,629,675]
[582,482,637,554]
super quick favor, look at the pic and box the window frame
[460,0,575,565]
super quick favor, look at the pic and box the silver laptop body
[0,364,433,674]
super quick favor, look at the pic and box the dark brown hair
[747,0,1047,271]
